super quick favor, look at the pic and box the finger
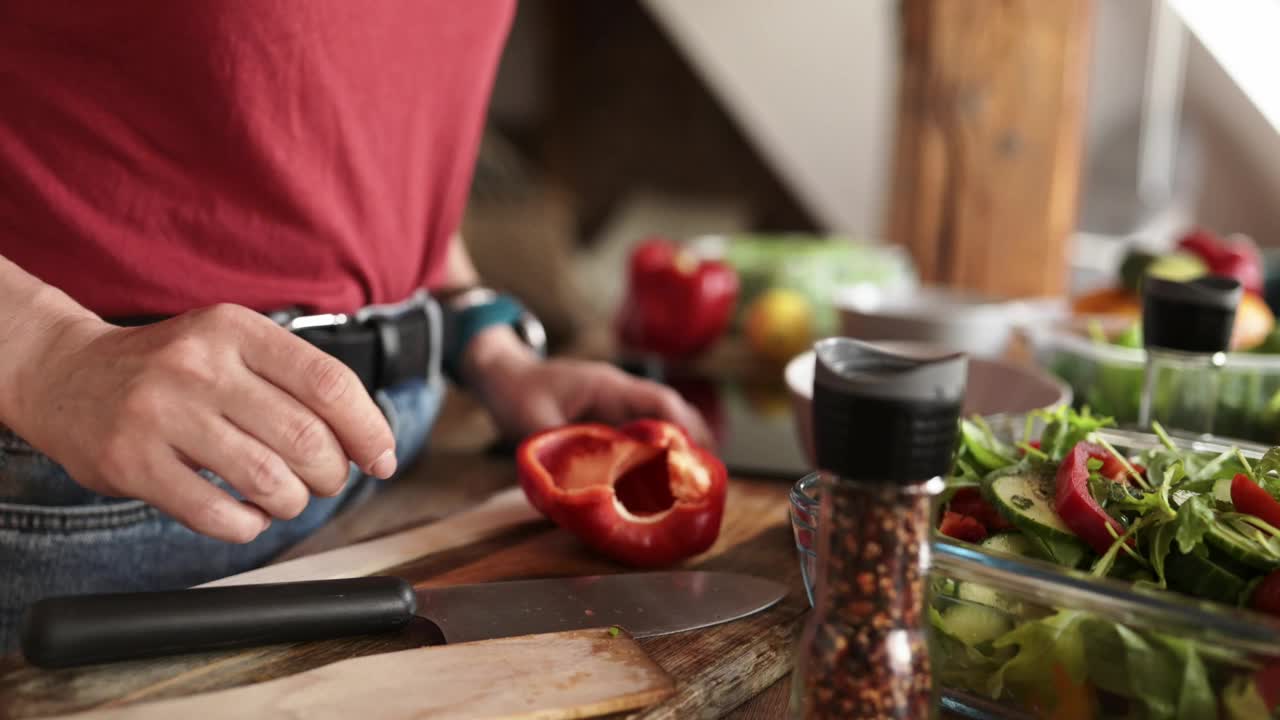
[135,450,271,544]
[613,376,715,448]
[221,368,350,497]
[180,415,312,521]
[239,323,396,478]
[515,392,568,437]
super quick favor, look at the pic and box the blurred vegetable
[617,237,738,359]
[743,288,813,365]
[1071,288,1140,317]
[1073,287,1273,351]
[721,234,916,336]
[1234,292,1276,350]
[1177,227,1264,295]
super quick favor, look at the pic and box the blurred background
[439,0,1280,459]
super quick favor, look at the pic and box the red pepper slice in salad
[1231,473,1280,530]
[516,419,728,568]
[1256,661,1280,712]
[1054,441,1132,555]
[1251,570,1280,618]
[947,488,1012,532]
[938,511,988,543]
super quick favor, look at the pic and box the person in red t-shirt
[0,1,707,645]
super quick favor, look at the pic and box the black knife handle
[20,576,417,668]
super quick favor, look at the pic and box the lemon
[744,288,813,365]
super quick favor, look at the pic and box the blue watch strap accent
[442,294,529,384]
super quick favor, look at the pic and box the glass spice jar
[791,338,966,719]
[1137,275,1242,437]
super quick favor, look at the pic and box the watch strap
[441,291,539,384]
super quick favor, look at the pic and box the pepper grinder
[1138,276,1242,436]
[791,337,967,719]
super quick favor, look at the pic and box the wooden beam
[887,0,1094,299]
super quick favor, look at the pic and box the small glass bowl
[787,472,821,607]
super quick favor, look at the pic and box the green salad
[933,406,1280,718]
[1047,322,1280,445]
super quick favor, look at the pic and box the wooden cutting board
[0,475,807,719]
[43,629,673,720]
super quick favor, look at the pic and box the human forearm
[440,232,480,289]
[0,254,100,427]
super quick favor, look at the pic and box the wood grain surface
[43,629,674,720]
[0,454,805,720]
[886,0,1094,299]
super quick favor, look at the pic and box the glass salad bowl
[1021,317,1280,446]
[789,420,1280,719]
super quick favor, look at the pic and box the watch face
[516,311,548,356]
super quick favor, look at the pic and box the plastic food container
[1022,318,1280,445]
[789,419,1280,719]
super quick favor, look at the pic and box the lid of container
[811,337,967,482]
[1142,275,1242,354]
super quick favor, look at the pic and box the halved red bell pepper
[616,237,739,359]
[516,419,728,568]
[1232,473,1280,529]
[1055,441,1131,555]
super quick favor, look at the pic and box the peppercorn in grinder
[791,337,967,720]
[1138,275,1242,436]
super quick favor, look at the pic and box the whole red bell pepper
[1055,441,1132,555]
[617,237,739,359]
[516,419,728,567]
[1231,473,1280,529]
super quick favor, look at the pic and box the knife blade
[20,572,787,668]
[419,571,785,644]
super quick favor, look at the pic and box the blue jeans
[0,378,443,652]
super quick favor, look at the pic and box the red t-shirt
[0,1,514,316]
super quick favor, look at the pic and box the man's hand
[7,304,396,544]
[463,326,712,446]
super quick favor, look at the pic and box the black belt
[108,291,443,395]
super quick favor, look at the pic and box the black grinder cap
[1141,275,1242,354]
[812,338,968,483]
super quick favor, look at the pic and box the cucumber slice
[1213,477,1233,505]
[1205,522,1280,572]
[983,466,1090,568]
[956,581,1029,617]
[940,602,1013,647]
[1165,550,1248,604]
[980,532,1034,558]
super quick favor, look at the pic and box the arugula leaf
[1031,405,1114,461]
[989,610,1088,702]
[1075,620,1219,720]
[1221,675,1270,720]
[928,607,1002,693]
[1151,635,1219,720]
[959,419,1017,472]
[1174,496,1215,555]
[1255,447,1280,481]
[1150,520,1177,588]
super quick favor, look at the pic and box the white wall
[642,0,898,239]
[643,0,1280,249]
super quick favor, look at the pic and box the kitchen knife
[20,571,787,668]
